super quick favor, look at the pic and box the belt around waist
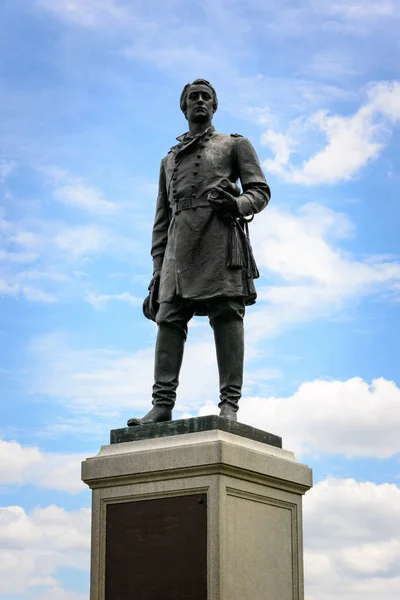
[173,197,211,214]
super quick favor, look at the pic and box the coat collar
[170,125,216,154]
[176,125,215,144]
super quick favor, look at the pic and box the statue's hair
[180,79,218,114]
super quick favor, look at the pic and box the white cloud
[123,44,221,73]
[27,330,221,423]
[1,477,399,599]
[0,279,19,297]
[46,168,117,214]
[34,588,88,600]
[4,195,384,316]
[23,202,400,428]
[237,377,400,458]
[0,197,146,303]
[53,224,108,259]
[22,286,57,303]
[16,270,68,282]
[261,129,297,174]
[304,478,400,600]
[0,159,16,183]
[326,0,399,20]
[258,0,400,37]
[263,81,400,184]
[85,290,141,309]
[37,0,127,28]
[0,280,57,303]
[369,81,400,121]
[0,439,85,494]
[55,183,117,214]
[0,249,38,263]
[27,329,400,459]
[0,276,59,303]
[0,504,90,595]
[254,203,391,286]
[301,50,360,82]
[245,203,400,339]
[0,440,43,483]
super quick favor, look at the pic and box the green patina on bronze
[110,415,282,448]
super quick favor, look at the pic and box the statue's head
[180,79,218,123]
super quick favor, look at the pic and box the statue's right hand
[148,271,161,291]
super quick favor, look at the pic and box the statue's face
[185,84,214,123]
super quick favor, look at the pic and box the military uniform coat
[151,126,270,307]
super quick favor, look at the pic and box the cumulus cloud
[258,0,400,38]
[0,159,16,183]
[0,504,90,595]
[53,224,108,258]
[0,439,85,493]
[27,329,400,459]
[9,198,397,436]
[45,168,118,214]
[34,588,88,600]
[0,211,108,302]
[1,477,399,599]
[245,203,400,340]
[55,183,116,215]
[0,278,19,297]
[325,0,399,20]
[37,0,127,28]
[27,330,221,423]
[0,250,38,263]
[0,230,103,302]
[304,478,400,600]
[21,286,57,303]
[85,290,141,310]
[0,166,151,304]
[263,81,400,184]
[0,278,57,303]
[236,377,400,458]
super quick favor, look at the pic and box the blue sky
[0,1,400,598]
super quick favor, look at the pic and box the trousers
[152,297,245,411]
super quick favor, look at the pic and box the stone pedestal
[81,416,312,600]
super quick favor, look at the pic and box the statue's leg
[127,300,194,426]
[208,298,245,421]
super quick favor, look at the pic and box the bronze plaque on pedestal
[105,494,207,600]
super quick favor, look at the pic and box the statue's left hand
[148,271,160,291]
[208,187,241,217]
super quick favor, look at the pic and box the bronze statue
[128,79,270,425]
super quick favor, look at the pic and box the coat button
[192,193,197,198]
[195,162,200,166]
[197,154,202,158]
[191,184,196,188]
[193,171,198,175]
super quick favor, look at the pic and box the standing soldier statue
[128,79,270,425]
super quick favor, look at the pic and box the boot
[212,317,244,422]
[127,405,172,426]
[127,322,186,426]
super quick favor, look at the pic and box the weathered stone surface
[110,415,282,448]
